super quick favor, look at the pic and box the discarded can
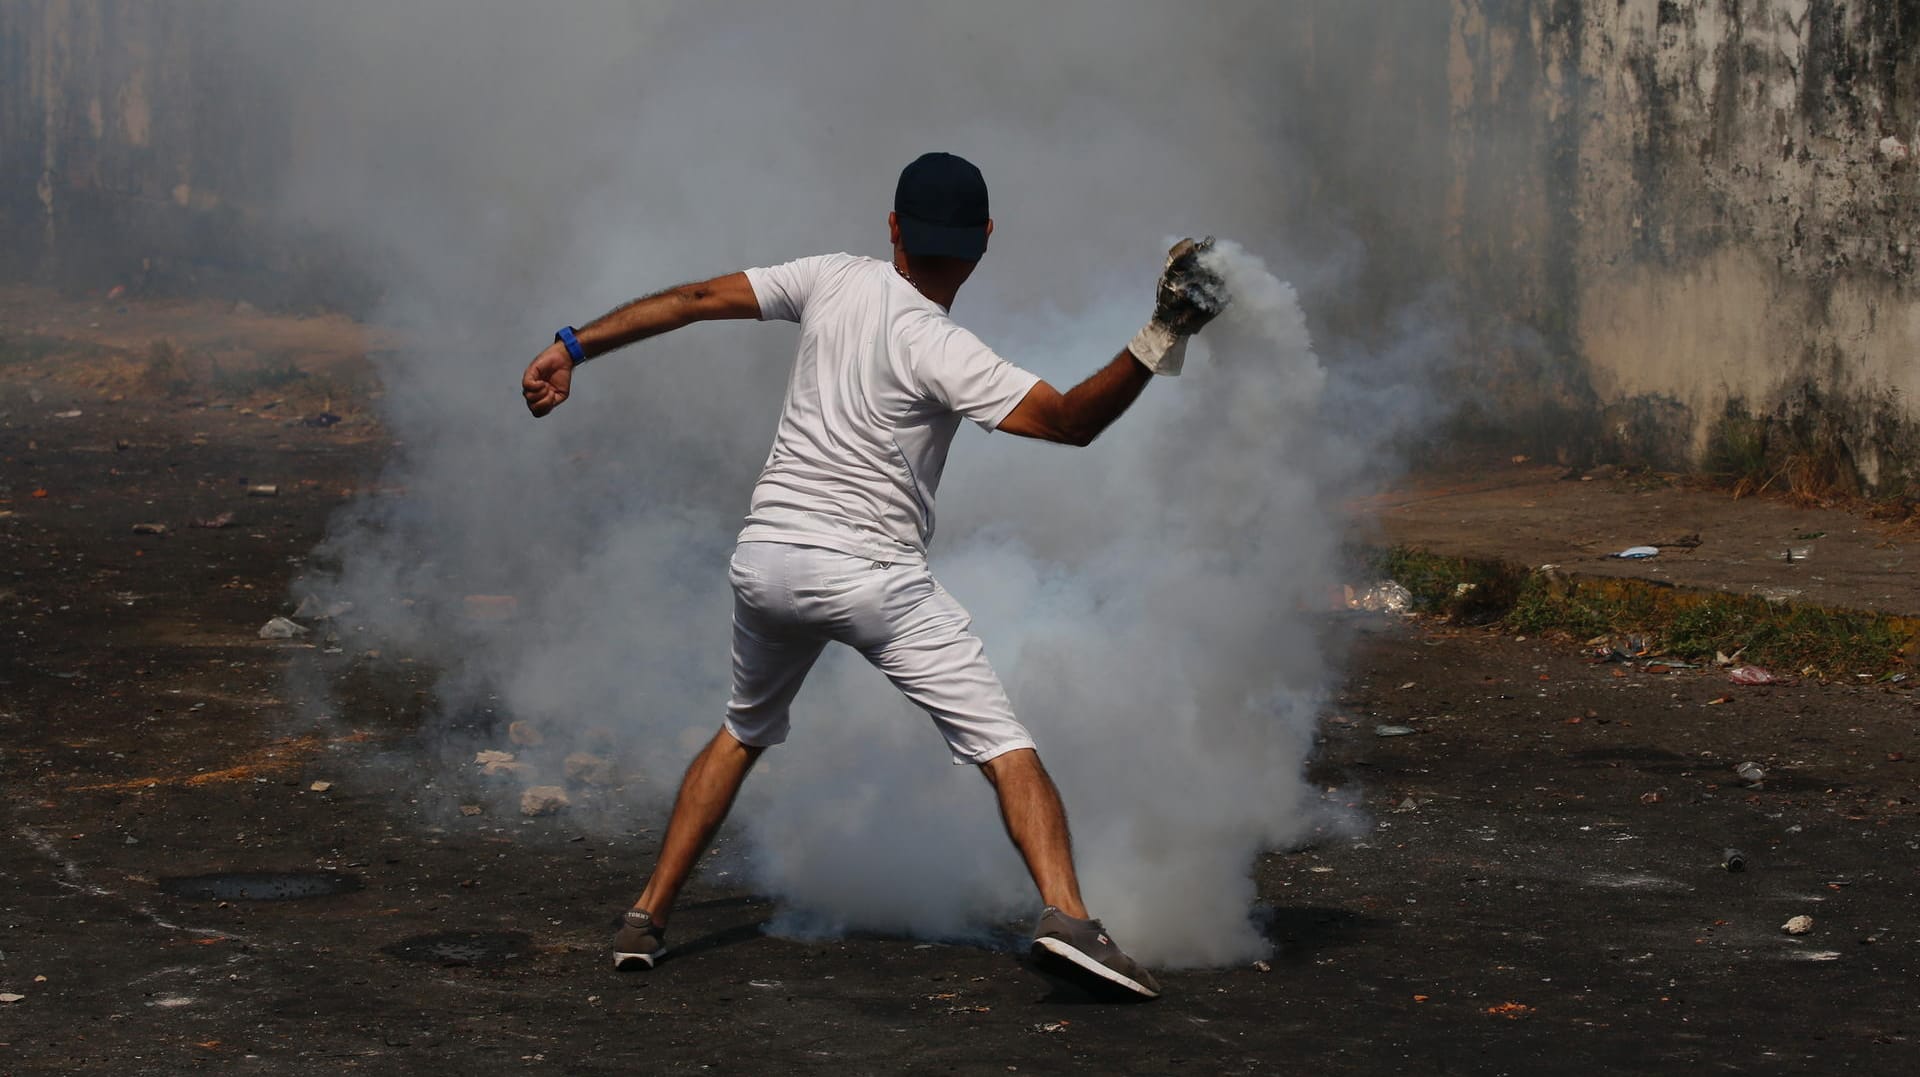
[1722,848,1746,872]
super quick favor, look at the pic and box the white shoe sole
[612,947,665,971]
[1031,937,1159,998]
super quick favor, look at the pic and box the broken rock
[474,749,515,766]
[520,786,570,816]
[257,616,308,640]
[1782,915,1814,936]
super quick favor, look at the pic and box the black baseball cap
[894,152,990,260]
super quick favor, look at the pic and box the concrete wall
[0,0,296,300]
[1445,0,1920,492]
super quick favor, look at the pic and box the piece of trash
[507,721,544,747]
[1396,797,1418,811]
[1722,848,1746,872]
[1782,915,1814,936]
[1510,454,1529,464]
[257,616,308,640]
[1727,666,1780,685]
[1733,761,1766,783]
[303,412,343,428]
[459,804,484,816]
[131,522,168,535]
[1639,791,1663,805]
[747,979,783,989]
[31,489,49,499]
[520,786,570,816]
[563,751,616,787]
[1783,547,1811,563]
[53,409,83,419]
[1308,866,1335,874]
[192,512,236,529]
[1252,959,1272,973]
[246,484,279,497]
[1374,725,1416,737]
[1032,1021,1070,1034]
[1486,1002,1533,1019]
[1707,696,1731,705]
[1346,581,1412,614]
[475,750,515,765]
[308,781,332,793]
[1610,546,1660,559]
[464,594,519,621]
[0,993,25,1003]
[1713,651,1736,667]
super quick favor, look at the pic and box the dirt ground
[2,298,1916,1075]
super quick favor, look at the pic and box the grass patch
[1365,545,1915,676]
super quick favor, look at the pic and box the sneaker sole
[612,947,666,971]
[1030,938,1159,999]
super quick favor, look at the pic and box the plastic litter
[1733,761,1766,783]
[1610,546,1659,559]
[1374,725,1417,737]
[1346,581,1413,614]
[1727,666,1780,685]
[257,616,308,639]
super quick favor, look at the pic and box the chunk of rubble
[564,751,616,787]
[507,721,544,747]
[520,786,570,816]
[309,780,332,793]
[483,760,532,779]
[1782,915,1814,936]
[474,749,515,766]
[131,522,169,535]
[192,512,236,529]
[258,616,308,640]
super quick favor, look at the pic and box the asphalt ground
[1,386,1916,1075]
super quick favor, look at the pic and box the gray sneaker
[611,908,667,971]
[1030,906,1161,999]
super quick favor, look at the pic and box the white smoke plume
[257,2,1453,966]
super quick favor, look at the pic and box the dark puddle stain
[159,871,362,902]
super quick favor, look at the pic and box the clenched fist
[522,342,574,417]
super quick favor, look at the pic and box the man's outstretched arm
[522,272,759,417]
[996,238,1230,447]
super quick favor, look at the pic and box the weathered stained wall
[0,0,291,299]
[1446,0,1920,492]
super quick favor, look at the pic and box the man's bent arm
[522,271,759,417]
[996,347,1153,448]
[572,272,760,362]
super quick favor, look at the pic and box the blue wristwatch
[554,326,585,365]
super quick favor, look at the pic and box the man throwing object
[520,152,1229,999]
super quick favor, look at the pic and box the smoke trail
[260,3,1455,966]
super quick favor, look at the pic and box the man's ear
[888,211,901,247]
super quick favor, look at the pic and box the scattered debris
[1486,1002,1533,1019]
[1721,848,1746,872]
[1734,761,1766,783]
[1783,546,1812,563]
[1639,791,1664,805]
[1252,960,1272,973]
[1782,915,1814,936]
[1727,666,1780,686]
[193,512,236,529]
[1395,796,1418,811]
[0,992,25,1003]
[53,409,83,419]
[474,750,515,766]
[464,594,519,621]
[246,484,279,497]
[1032,1021,1070,1034]
[309,780,333,793]
[257,616,308,640]
[1346,581,1412,614]
[131,522,169,535]
[563,751,616,787]
[459,804,484,817]
[508,721,544,747]
[1707,696,1731,705]
[1374,725,1416,738]
[1609,546,1659,560]
[520,786,570,816]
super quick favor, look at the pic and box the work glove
[1128,236,1231,376]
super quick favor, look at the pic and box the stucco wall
[1446,0,1920,491]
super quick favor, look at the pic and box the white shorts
[723,541,1036,765]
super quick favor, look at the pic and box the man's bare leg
[630,726,765,926]
[979,748,1089,919]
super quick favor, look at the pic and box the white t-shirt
[738,253,1041,562]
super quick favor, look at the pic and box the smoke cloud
[262,2,1454,966]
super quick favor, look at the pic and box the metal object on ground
[1722,848,1746,872]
